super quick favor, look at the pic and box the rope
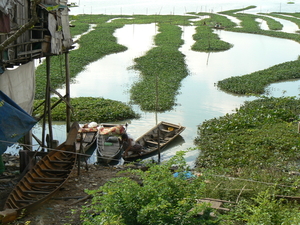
[212,174,297,188]
[0,139,130,164]
[2,140,297,188]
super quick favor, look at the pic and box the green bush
[81,151,219,224]
[227,189,300,224]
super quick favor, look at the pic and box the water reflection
[56,24,158,102]
[267,80,300,98]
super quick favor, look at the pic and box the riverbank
[0,153,144,224]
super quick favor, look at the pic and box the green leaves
[191,13,235,52]
[218,59,300,95]
[192,25,233,52]
[130,23,189,112]
[81,152,216,224]
[196,96,300,171]
[33,97,139,122]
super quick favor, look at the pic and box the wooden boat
[96,123,127,165]
[0,122,80,224]
[76,123,99,154]
[124,121,185,160]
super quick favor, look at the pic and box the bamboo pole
[46,56,53,150]
[155,71,160,163]
[65,52,71,133]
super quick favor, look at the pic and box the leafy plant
[81,151,219,224]
[33,97,139,122]
[227,189,300,224]
[217,59,300,95]
[130,23,189,111]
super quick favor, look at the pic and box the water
[9,1,300,167]
[70,0,300,15]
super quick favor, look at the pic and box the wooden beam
[0,0,41,52]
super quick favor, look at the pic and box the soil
[0,154,141,225]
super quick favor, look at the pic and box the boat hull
[125,121,185,161]
[0,122,79,223]
[96,124,126,165]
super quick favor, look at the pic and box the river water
[9,1,300,167]
[70,0,300,15]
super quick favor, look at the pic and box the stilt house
[0,0,74,157]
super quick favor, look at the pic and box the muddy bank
[0,153,144,224]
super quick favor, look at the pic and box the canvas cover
[0,91,37,155]
[0,61,35,114]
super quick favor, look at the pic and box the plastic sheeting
[0,91,37,155]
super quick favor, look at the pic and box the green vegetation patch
[262,12,300,30]
[192,25,233,52]
[35,15,129,100]
[194,96,300,224]
[220,6,300,42]
[34,13,234,112]
[33,97,139,122]
[217,59,300,95]
[187,13,236,52]
[195,96,300,173]
[81,152,218,224]
[130,23,189,111]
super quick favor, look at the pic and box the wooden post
[42,56,53,151]
[46,56,53,150]
[155,73,160,164]
[65,52,71,133]
[157,129,161,164]
[78,132,83,176]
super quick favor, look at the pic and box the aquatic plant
[188,13,235,52]
[191,25,233,52]
[195,96,300,172]
[33,11,300,121]
[217,59,300,95]
[130,23,189,111]
[262,12,300,29]
[194,96,300,224]
[35,15,129,100]
[255,15,283,30]
[33,97,139,122]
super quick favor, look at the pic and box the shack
[0,0,74,167]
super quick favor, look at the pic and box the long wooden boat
[96,123,127,165]
[0,122,80,224]
[124,121,185,161]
